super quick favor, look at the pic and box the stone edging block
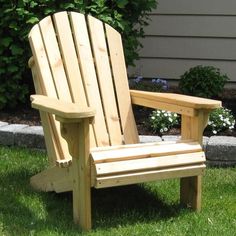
[0,124,29,146]
[206,136,236,166]
[139,135,162,143]
[15,126,45,149]
[0,121,8,128]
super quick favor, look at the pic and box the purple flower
[161,79,167,85]
[134,76,143,83]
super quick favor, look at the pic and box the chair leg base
[180,175,202,211]
[30,166,72,193]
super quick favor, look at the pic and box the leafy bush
[130,76,169,92]
[179,65,229,98]
[0,0,157,109]
[148,110,179,134]
[207,107,235,135]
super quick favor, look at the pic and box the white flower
[160,129,163,133]
[174,113,177,117]
[213,130,217,134]
[164,127,168,131]
[169,117,173,122]
[164,113,168,117]
[151,116,155,120]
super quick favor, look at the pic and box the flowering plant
[148,110,179,134]
[207,107,235,134]
[130,76,169,92]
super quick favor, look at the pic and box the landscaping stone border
[0,121,235,167]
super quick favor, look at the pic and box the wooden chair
[28,11,221,230]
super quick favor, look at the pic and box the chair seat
[91,141,205,188]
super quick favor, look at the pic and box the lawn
[0,146,235,236]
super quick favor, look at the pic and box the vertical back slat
[87,15,123,146]
[69,12,109,147]
[105,24,139,144]
[28,24,71,161]
[53,12,87,105]
[39,16,71,101]
[30,61,60,166]
[29,25,58,98]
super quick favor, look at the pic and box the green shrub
[0,0,157,109]
[148,110,179,135]
[179,65,229,98]
[207,107,235,135]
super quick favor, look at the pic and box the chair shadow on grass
[0,168,183,234]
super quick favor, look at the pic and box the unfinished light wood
[130,90,222,110]
[105,23,139,144]
[30,166,72,193]
[28,11,222,231]
[52,12,86,104]
[30,95,95,120]
[60,120,92,230]
[94,165,205,188]
[39,16,72,102]
[94,152,205,176]
[180,176,202,211]
[180,110,210,211]
[88,15,123,146]
[29,21,72,162]
[29,57,68,164]
[29,59,60,166]
[91,141,202,163]
[69,12,109,147]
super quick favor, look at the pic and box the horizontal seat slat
[94,152,205,176]
[94,164,205,188]
[91,141,202,163]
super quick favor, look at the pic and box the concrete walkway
[0,121,235,166]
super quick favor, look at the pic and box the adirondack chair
[28,11,221,230]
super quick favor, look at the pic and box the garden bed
[0,88,236,137]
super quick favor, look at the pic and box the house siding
[128,0,236,83]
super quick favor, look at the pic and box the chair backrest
[28,11,139,163]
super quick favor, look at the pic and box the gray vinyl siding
[128,0,236,82]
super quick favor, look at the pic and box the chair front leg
[180,109,210,211]
[60,119,92,231]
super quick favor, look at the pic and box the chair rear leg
[180,175,202,211]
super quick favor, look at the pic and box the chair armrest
[30,95,95,120]
[130,90,221,116]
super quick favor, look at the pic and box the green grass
[0,146,235,236]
